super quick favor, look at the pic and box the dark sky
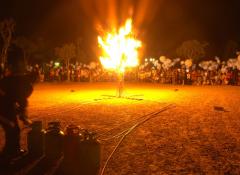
[1,0,240,60]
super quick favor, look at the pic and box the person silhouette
[0,64,3,79]
[0,45,35,162]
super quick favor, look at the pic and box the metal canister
[45,122,64,160]
[27,121,45,157]
[61,125,82,175]
[63,125,81,161]
[78,130,101,175]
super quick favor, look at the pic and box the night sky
[1,0,240,60]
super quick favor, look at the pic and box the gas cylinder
[64,125,84,159]
[27,121,45,157]
[78,130,101,175]
[62,125,82,175]
[45,122,64,160]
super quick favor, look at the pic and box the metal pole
[117,72,124,98]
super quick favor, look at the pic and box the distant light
[145,58,148,62]
[54,62,60,67]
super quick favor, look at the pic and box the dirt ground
[1,82,240,175]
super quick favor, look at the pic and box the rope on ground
[99,104,176,175]
[97,108,162,139]
[98,103,175,140]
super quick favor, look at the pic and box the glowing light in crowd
[54,62,60,67]
[98,19,142,73]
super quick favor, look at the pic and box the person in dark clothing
[0,45,35,161]
[0,64,3,79]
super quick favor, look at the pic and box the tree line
[1,18,240,74]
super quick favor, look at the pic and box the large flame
[98,19,142,73]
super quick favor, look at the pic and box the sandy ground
[0,82,240,175]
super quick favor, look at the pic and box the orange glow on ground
[1,83,240,174]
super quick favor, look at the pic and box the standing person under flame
[0,45,35,163]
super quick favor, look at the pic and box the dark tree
[223,40,239,59]
[176,40,208,62]
[0,18,15,66]
[13,36,37,64]
[55,43,76,81]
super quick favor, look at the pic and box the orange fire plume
[98,19,142,73]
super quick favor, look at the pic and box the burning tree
[98,19,142,97]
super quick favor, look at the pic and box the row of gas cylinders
[27,121,100,175]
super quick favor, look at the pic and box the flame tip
[98,18,141,73]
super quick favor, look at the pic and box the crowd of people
[1,55,240,86]
[21,54,240,86]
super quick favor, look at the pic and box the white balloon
[159,56,166,63]
[184,59,193,68]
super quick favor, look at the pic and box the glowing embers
[98,19,142,73]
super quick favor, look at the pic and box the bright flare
[98,19,142,73]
